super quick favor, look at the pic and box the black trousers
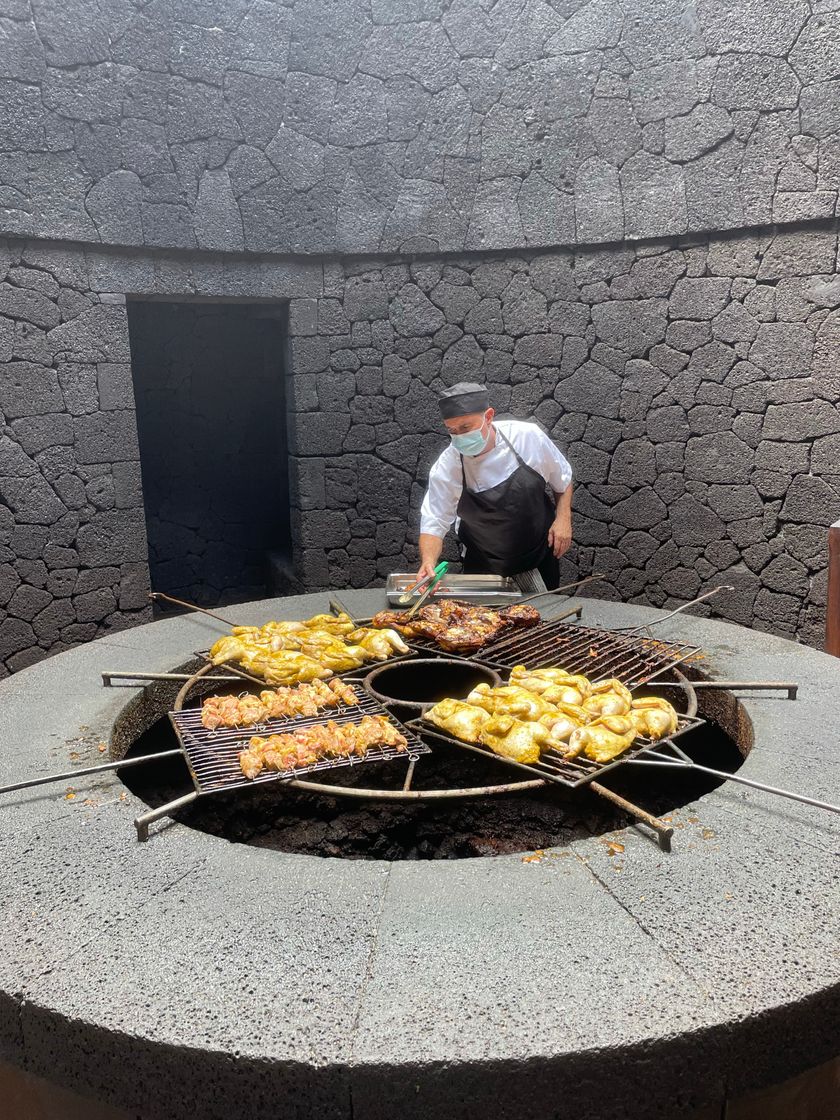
[461,545,560,590]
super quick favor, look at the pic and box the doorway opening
[126,299,292,609]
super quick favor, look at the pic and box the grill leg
[134,791,199,841]
[590,781,673,852]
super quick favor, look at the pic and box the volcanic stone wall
[287,226,840,649]
[2,224,838,675]
[0,0,837,257]
[3,0,840,671]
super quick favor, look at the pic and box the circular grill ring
[172,660,699,802]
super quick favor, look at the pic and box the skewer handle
[515,572,605,606]
[102,670,243,685]
[149,591,241,629]
[590,781,673,851]
[135,791,200,841]
[0,750,183,796]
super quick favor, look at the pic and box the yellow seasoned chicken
[509,665,591,705]
[425,698,491,742]
[566,715,636,763]
[348,627,410,660]
[478,714,550,764]
[582,678,632,717]
[628,696,678,739]
[259,651,332,685]
[539,701,590,744]
[465,683,557,721]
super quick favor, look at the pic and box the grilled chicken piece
[539,701,590,745]
[509,666,592,705]
[371,610,411,630]
[478,713,550,764]
[498,604,540,627]
[259,651,332,685]
[425,698,491,742]
[582,678,632,717]
[239,715,406,778]
[465,683,556,722]
[628,696,678,739]
[348,627,410,659]
[566,715,636,763]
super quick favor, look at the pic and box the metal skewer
[0,750,184,797]
[628,739,840,817]
[617,585,734,635]
[102,670,243,686]
[149,591,242,628]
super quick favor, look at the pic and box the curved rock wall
[2,225,839,673]
[2,0,840,672]
[0,0,837,255]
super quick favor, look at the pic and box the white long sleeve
[419,419,572,538]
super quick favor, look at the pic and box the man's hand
[547,516,572,558]
[415,560,438,582]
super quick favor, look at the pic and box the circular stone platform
[1,591,839,1120]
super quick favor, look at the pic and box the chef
[417,382,573,590]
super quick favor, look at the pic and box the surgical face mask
[450,418,490,457]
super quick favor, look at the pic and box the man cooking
[417,382,573,590]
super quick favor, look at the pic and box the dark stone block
[610,486,667,530]
[669,493,726,546]
[685,432,753,484]
[290,413,352,456]
[31,597,76,642]
[45,568,77,598]
[781,475,840,523]
[0,615,35,659]
[76,509,148,566]
[119,562,149,610]
[73,412,140,465]
[763,400,840,441]
[73,586,117,623]
[706,484,764,522]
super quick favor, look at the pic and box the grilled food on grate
[238,715,407,779]
[424,666,678,766]
[208,612,410,684]
[201,678,358,730]
[371,600,540,653]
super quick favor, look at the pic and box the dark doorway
[126,299,291,608]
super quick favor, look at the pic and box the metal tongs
[397,560,449,606]
[403,561,449,618]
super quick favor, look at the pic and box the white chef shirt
[420,419,573,538]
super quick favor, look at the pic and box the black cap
[438,382,490,419]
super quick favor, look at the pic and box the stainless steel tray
[386,573,523,605]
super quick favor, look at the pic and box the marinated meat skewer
[239,715,407,779]
[201,678,358,730]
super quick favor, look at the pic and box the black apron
[456,429,555,577]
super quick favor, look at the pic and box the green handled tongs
[401,561,449,617]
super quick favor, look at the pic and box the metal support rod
[619,585,734,635]
[504,573,604,607]
[629,747,840,817]
[135,791,200,842]
[827,520,840,657]
[589,781,673,851]
[402,759,417,792]
[149,591,241,629]
[285,777,547,800]
[690,680,798,700]
[102,670,242,685]
[0,750,183,797]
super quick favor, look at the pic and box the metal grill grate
[476,620,700,685]
[170,684,429,794]
[409,714,706,788]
